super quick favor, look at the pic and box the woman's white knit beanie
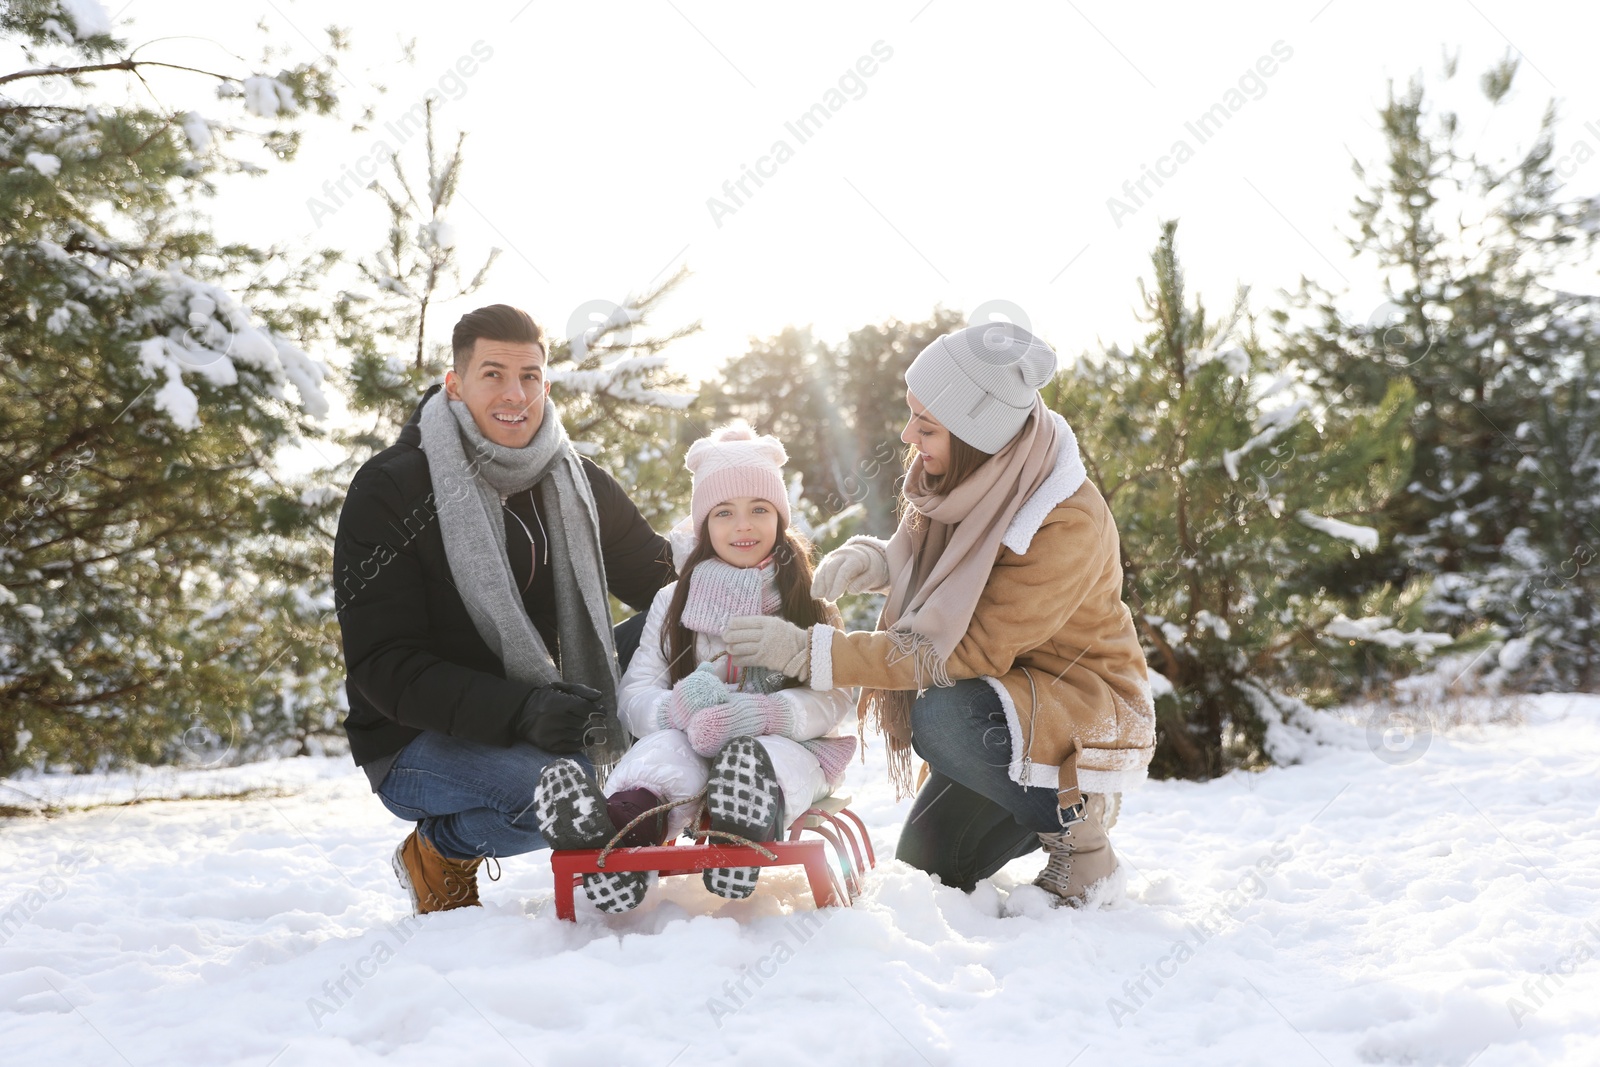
[685,421,791,532]
[904,321,1058,453]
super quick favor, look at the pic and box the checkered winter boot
[534,759,650,914]
[703,736,785,899]
[1033,792,1120,907]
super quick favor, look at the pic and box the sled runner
[550,794,876,921]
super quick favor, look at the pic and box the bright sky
[47,2,1600,384]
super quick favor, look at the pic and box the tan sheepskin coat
[809,419,1155,804]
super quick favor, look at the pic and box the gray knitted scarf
[418,390,623,768]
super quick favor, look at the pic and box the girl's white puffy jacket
[609,581,855,833]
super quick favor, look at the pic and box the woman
[726,322,1155,906]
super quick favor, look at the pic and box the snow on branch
[1322,614,1453,655]
[1295,509,1379,554]
[181,112,213,154]
[241,76,297,118]
[58,0,112,40]
[603,385,697,410]
[131,270,329,429]
[548,354,693,409]
[568,302,640,365]
[24,151,62,176]
[1222,398,1310,479]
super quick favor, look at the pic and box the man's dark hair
[451,304,545,374]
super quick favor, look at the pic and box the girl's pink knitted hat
[686,421,790,532]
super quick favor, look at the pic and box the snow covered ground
[3,694,1598,1066]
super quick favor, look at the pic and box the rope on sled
[596,790,704,868]
[692,829,780,861]
[594,789,781,867]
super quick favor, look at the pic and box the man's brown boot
[1032,792,1119,907]
[391,828,483,915]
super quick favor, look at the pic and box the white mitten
[724,616,811,682]
[811,537,891,600]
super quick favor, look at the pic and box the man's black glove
[515,681,605,754]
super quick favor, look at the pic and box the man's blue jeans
[377,734,587,860]
[374,612,646,861]
[374,735,588,857]
[896,678,1069,892]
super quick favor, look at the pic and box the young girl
[534,423,856,913]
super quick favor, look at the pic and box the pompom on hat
[686,420,791,532]
[904,321,1058,453]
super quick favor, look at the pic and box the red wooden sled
[551,795,876,921]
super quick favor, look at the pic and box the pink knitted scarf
[680,557,781,637]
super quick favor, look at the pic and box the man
[333,304,674,914]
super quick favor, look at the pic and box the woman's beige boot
[1032,792,1118,907]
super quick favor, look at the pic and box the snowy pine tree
[1280,56,1600,689]
[1056,221,1437,777]
[0,3,339,772]
[332,99,500,455]
[544,265,701,454]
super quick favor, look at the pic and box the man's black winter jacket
[332,385,674,782]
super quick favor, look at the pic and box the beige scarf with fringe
[863,398,1061,794]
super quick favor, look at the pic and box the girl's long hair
[661,520,830,685]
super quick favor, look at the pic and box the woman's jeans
[896,678,1072,892]
[374,613,647,861]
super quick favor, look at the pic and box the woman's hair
[660,520,831,685]
[902,433,991,498]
